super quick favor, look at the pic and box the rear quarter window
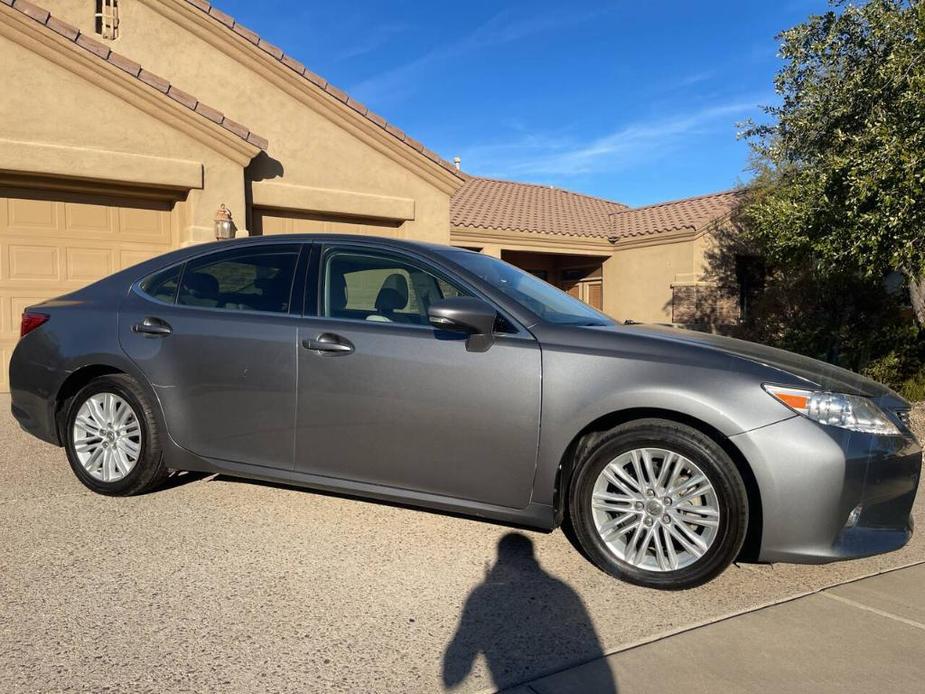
[139,264,182,304]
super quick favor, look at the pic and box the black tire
[63,374,168,496]
[568,418,748,590]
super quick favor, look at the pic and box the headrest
[185,271,219,298]
[375,273,408,311]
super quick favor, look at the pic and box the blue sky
[214,0,831,206]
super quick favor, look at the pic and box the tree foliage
[740,0,925,324]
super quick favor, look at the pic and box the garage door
[0,186,175,391]
[253,207,402,237]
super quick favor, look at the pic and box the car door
[294,243,542,509]
[119,242,306,469]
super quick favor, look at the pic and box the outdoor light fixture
[214,204,235,240]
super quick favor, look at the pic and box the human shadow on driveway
[443,532,617,693]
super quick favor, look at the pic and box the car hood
[595,324,896,399]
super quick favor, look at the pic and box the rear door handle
[132,316,172,337]
[302,333,354,355]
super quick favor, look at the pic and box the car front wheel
[63,374,168,496]
[568,418,748,589]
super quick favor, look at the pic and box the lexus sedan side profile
[10,235,921,589]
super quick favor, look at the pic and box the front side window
[447,251,613,326]
[177,246,299,314]
[323,250,467,325]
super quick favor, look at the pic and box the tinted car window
[324,250,467,325]
[139,264,181,304]
[178,247,299,314]
[447,250,613,326]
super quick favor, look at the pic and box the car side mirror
[428,297,497,352]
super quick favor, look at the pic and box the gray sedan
[10,235,921,589]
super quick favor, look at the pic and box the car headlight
[763,385,900,436]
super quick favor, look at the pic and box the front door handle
[132,316,172,337]
[302,333,354,355]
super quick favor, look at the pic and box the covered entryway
[0,184,177,391]
[501,250,605,311]
[252,208,405,238]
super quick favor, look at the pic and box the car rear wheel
[568,418,748,589]
[63,374,168,496]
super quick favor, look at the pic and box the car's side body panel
[118,290,301,470]
[295,317,542,508]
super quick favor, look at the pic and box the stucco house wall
[40,0,460,243]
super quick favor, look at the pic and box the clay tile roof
[451,176,628,239]
[6,0,267,151]
[182,0,462,178]
[610,189,744,238]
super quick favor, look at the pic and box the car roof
[208,233,474,258]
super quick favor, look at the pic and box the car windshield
[447,251,615,326]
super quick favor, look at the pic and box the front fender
[530,341,794,507]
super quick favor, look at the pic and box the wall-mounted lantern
[214,204,235,240]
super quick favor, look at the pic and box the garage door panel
[64,202,114,234]
[119,248,162,271]
[118,207,171,243]
[6,244,61,281]
[0,187,175,393]
[5,197,58,232]
[66,247,113,281]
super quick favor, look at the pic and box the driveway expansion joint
[819,590,925,631]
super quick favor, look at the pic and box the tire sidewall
[64,376,158,496]
[569,420,748,590]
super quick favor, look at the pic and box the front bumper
[731,414,920,564]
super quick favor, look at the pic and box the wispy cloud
[459,96,769,180]
[329,22,409,63]
[348,8,606,106]
[675,70,717,88]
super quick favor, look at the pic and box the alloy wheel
[590,447,720,572]
[72,392,142,483]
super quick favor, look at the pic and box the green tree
[741,0,925,325]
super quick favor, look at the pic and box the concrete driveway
[1,397,922,693]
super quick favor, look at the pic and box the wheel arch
[54,364,127,443]
[553,407,763,562]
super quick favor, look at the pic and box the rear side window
[139,264,181,304]
[177,246,300,314]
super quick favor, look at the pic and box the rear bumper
[731,415,920,564]
[9,346,65,446]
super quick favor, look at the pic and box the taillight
[20,312,49,338]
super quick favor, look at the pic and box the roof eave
[2,0,264,166]
[144,0,463,193]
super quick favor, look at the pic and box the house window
[95,0,119,40]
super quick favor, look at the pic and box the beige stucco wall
[0,27,248,246]
[41,0,456,243]
[609,236,702,323]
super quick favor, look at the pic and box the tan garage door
[0,186,175,391]
[253,207,402,238]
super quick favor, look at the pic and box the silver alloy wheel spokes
[72,393,141,483]
[590,448,720,572]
